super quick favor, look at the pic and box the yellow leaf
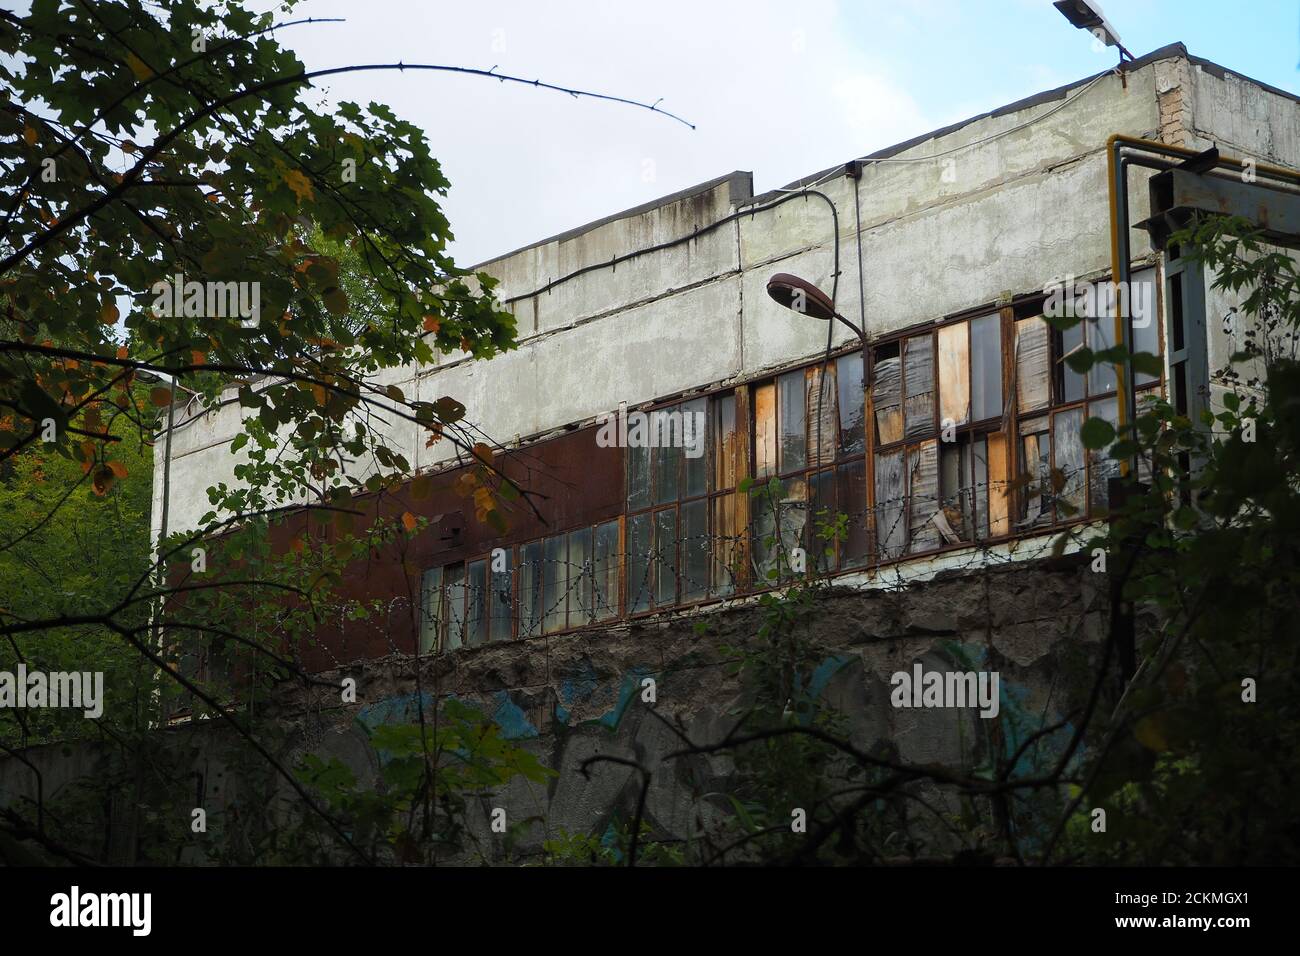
[401,511,418,532]
[22,125,36,146]
[126,52,153,81]
[312,384,327,406]
[282,168,315,203]
[99,303,119,325]
[472,441,493,464]
[1134,713,1169,752]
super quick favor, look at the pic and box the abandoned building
[3,41,1298,861]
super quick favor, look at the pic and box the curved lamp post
[765,272,866,345]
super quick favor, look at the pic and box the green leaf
[1080,416,1115,450]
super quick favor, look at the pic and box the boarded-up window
[754,383,777,480]
[970,313,1002,421]
[778,370,807,473]
[806,364,838,466]
[904,335,934,438]
[908,440,939,552]
[712,493,739,595]
[593,520,620,620]
[872,348,903,445]
[938,322,970,428]
[987,432,1010,537]
[1015,317,1050,414]
[875,449,906,559]
[837,352,866,454]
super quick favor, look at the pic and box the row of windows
[419,272,1162,652]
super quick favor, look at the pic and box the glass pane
[904,335,935,438]
[419,566,442,654]
[627,513,653,613]
[751,492,779,585]
[937,322,970,428]
[465,559,488,647]
[1059,318,1085,403]
[809,469,835,572]
[627,441,650,511]
[836,460,870,568]
[593,520,620,621]
[972,436,990,541]
[875,449,906,560]
[777,370,807,473]
[754,383,777,480]
[519,542,543,637]
[970,313,1002,422]
[567,528,592,627]
[806,364,837,467]
[1054,407,1087,520]
[1087,398,1120,514]
[444,562,466,650]
[654,509,678,606]
[1086,283,1117,395]
[1130,267,1160,386]
[543,535,566,633]
[938,443,971,544]
[681,499,709,602]
[872,350,903,445]
[776,477,808,581]
[712,392,739,490]
[711,494,739,596]
[652,404,680,505]
[1015,317,1050,413]
[489,549,512,641]
[908,440,940,553]
[836,352,866,455]
[682,397,708,498]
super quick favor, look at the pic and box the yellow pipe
[1104,133,1300,474]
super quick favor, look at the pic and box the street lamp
[765,273,866,345]
[1053,0,1133,61]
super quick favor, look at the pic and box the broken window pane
[904,335,935,439]
[627,513,653,613]
[712,494,739,596]
[519,542,543,637]
[778,370,807,473]
[465,558,488,647]
[1057,316,1086,403]
[836,352,866,455]
[1015,317,1050,414]
[653,404,680,505]
[682,397,708,497]
[444,562,466,650]
[970,313,1002,422]
[938,442,972,544]
[681,499,709,601]
[543,535,566,633]
[754,382,778,480]
[908,440,940,553]
[1053,407,1086,520]
[627,440,650,511]
[836,459,870,567]
[871,347,903,445]
[1017,417,1051,529]
[419,566,442,654]
[875,448,906,560]
[489,549,512,641]
[655,509,677,606]
[938,322,970,428]
[713,392,739,490]
[1087,398,1120,514]
[806,364,838,466]
[567,528,592,628]
[593,520,620,620]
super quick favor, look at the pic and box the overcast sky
[280,0,1299,266]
